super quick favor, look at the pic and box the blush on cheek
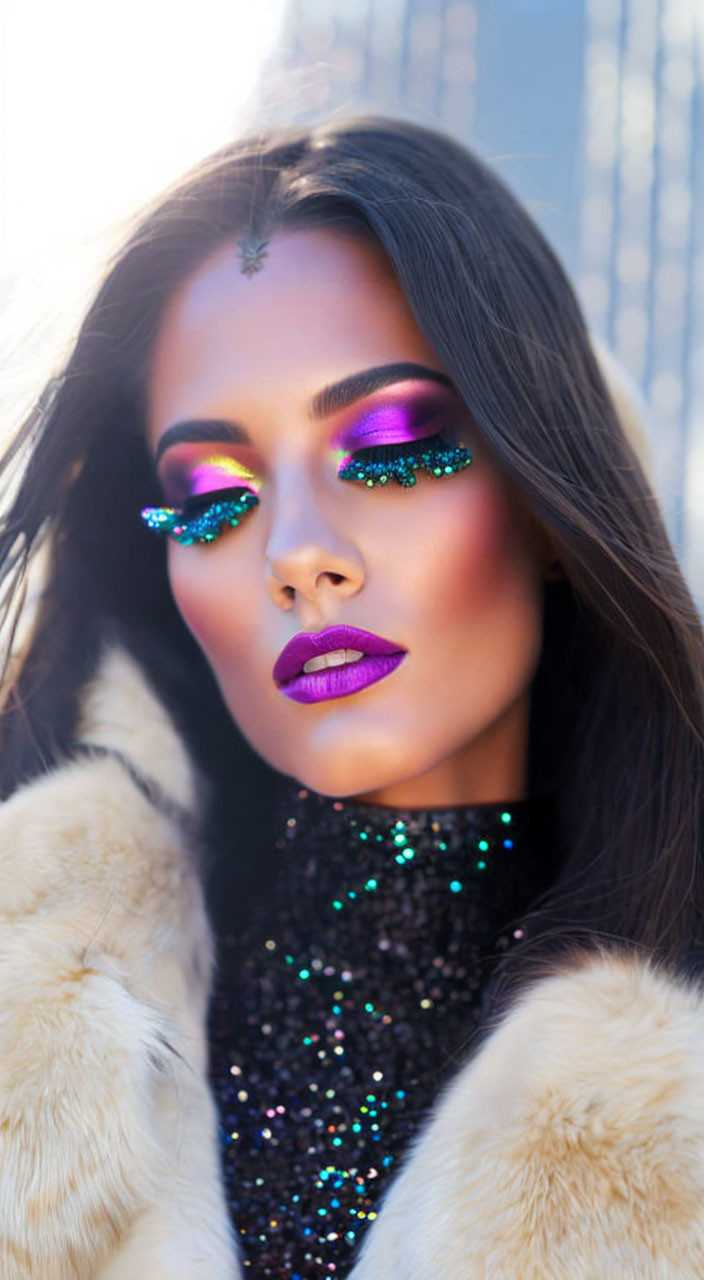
[167,551,235,662]
[454,482,528,592]
[441,483,543,692]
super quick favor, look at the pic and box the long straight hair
[1,116,703,1006]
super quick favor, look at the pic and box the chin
[234,699,437,800]
[279,745,426,803]
[283,763,387,801]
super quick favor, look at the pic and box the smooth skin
[146,229,551,808]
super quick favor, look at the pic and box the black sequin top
[207,780,555,1279]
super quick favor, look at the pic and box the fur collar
[1,646,704,1279]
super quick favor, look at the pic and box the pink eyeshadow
[160,449,261,504]
[189,455,258,496]
[334,385,457,451]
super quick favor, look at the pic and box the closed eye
[180,484,256,516]
[140,431,473,545]
[337,429,472,488]
[140,486,259,545]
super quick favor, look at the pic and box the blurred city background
[1,0,702,603]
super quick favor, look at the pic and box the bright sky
[0,0,287,429]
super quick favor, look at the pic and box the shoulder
[353,948,704,1279]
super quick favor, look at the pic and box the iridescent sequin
[140,490,259,545]
[207,784,551,1277]
[338,440,472,488]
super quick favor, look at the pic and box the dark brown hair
[1,116,703,1008]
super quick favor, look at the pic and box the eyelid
[334,396,456,452]
[158,450,263,506]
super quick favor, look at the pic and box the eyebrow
[154,361,453,463]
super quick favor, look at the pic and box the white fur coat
[2,645,704,1280]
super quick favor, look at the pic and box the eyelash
[140,430,473,547]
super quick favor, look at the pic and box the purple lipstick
[273,625,407,705]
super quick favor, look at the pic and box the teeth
[302,648,365,674]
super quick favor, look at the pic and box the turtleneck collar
[206,771,559,977]
[266,777,554,941]
[275,776,535,843]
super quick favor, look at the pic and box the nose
[263,475,365,612]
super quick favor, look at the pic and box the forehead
[145,228,441,445]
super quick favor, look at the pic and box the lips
[273,625,406,686]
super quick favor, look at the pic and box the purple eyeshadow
[333,392,451,473]
[342,403,423,447]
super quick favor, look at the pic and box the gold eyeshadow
[159,445,263,506]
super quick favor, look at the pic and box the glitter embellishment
[238,235,270,277]
[338,441,473,488]
[207,785,553,1277]
[140,490,259,545]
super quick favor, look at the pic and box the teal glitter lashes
[337,435,473,488]
[141,436,474,546]
[141,490,260,546]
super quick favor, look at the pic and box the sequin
[141,490,259,545]
[207,783,552,1277]
[338,440,472,488]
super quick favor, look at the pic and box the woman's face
[146,228,546,807]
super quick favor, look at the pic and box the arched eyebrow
[155,419,242,463]
[310,361,452,419]
[154,361,453,464]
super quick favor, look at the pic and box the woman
[1,116,703,1280]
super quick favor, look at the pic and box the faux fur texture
[0,648,238,1279]
[2,646,704,1279]
[350,951,704,1279]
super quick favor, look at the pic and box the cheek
[414,477,544,684]
[452,483,533,600]
[166,544,251,665]
[409,476,540,621]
